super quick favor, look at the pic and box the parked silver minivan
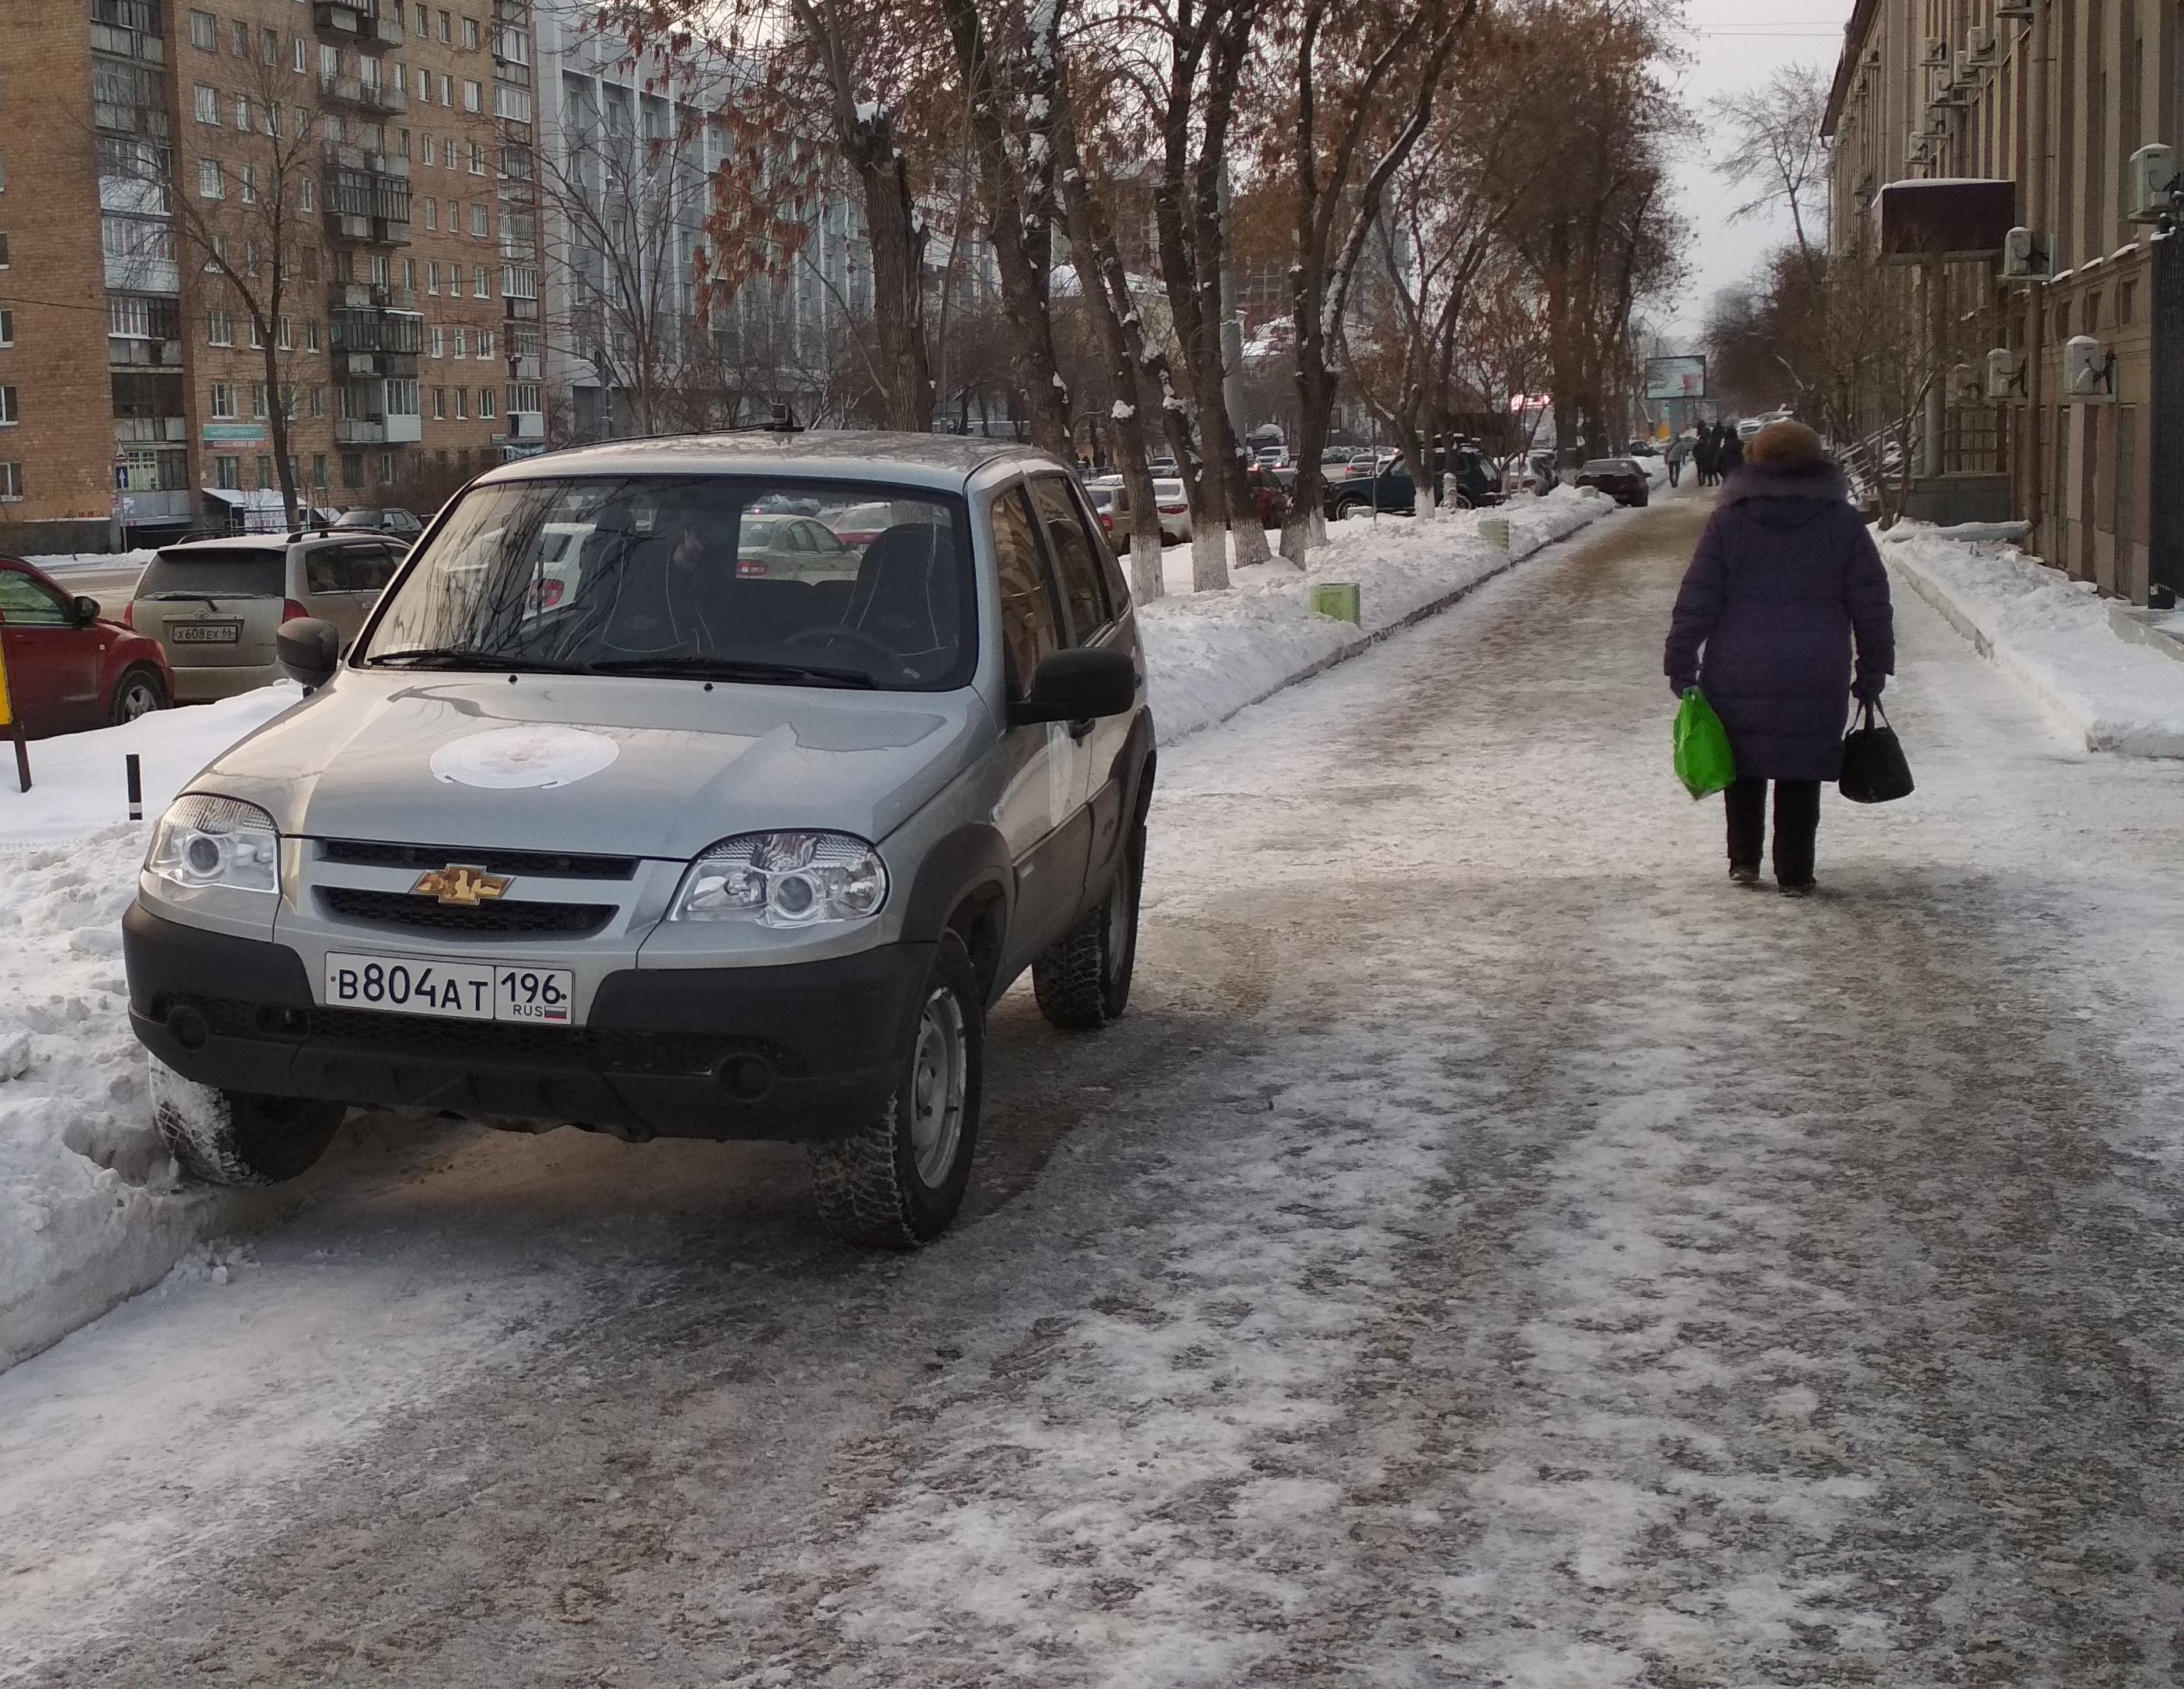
[128,532,405,702]
[123,433,1155,1247]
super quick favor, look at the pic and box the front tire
[808,934,984,1249]
[111,666,167,725]
[1032,837,1142,1031]
[150,1062,344,1186]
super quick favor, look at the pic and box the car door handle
[1067,717,1096,741]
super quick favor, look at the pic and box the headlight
[146,796,281,896]
[668,831,887,927]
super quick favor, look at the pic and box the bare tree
[1707,64,1831,264]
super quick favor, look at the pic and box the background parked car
[734,512,861,580]
[330,508,425,542]
[0,555,171,735]
[127,532,405,702]
[1326,464,1417,519]
[1574,457,1651,507]
[1150,478,1192,542]
[1084,480,1136,555]
[822,501,896,550]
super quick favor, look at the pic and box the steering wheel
[784,622,913,680]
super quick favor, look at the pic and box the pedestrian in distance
[1662,419,1894,896]
[1664,431,1691,488]
[1693,429,1718,488]
[1717,426,1746,480]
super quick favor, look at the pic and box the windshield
[358,474,976,691]
[1582,460,1637,475]
[139,549,286,598]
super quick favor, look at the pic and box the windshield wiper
[365,647,595,674]
[585,655,878,688]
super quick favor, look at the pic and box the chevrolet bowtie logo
[411,864,512,906]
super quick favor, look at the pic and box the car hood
[191,671,988,859]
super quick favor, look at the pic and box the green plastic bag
[1672,687,1736,800]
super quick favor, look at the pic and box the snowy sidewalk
[1880,522,2184,756]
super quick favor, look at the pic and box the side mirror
[72,595,102,627]
[276,616,340,693]
[1009,647,1137,728]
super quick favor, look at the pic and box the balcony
[107,337,185,369]
[508,354,542,383]
[324,154,413,247]
[384,411,423,444]
[92,100,168,138]
[114,488,194,521]
[509,411,545,441]
[314,1,402,46]
[115,416,188,444]
[319,74,408,117]
[332,308,423,378]
[330,281,419,314]
[335,416,388,445]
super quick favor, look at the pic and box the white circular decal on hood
[430,725,620,790]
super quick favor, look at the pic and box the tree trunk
[847,110,934,431]
[258,311,299,529]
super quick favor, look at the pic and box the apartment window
[206,309,232,346]
[415,2,427,37]
[0,387,16,426]
[254,454,272,488]
[437,10,452,43]
[232,93,250,131]
[312,453,329,490]
[470,202,487,238]
[2119,280,2139,325]
[423,196,437,230]
[2085,293,2103,334]
[462,80,481,114]
[0,233,9,270]
[462,16,480,49]
[277,316,293,350]
[468,139,485,175]
[238,164,257,204]
[0,309,13,347]
[307,320,322,352]
[379,451,396,483]
[210,383,236,418]
[250,383,268,418]
[189,9,215,49]
[342,451,364,490]
[261,27,278,65]
[473,264,489,299]
[293,38,305,74]
[229,18,247,56]
[0,462,20,502]
[301,245,320,280]
[195,84,220,124]
[477,328,494,359]
[478,385,495,419]
[199,157,223,198]
[397,125,412,160]
[310,384,326,418]
[0,154,7,194]
[452,328,466,358]
[300,178,315,213]
[509,382,539,414]
[247,316,264,348]
[430,323,444,357]
[403,257,417,289]
[214,455,240,490]
[432,386,447,419]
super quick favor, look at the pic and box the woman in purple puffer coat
[1663,421,1894,896]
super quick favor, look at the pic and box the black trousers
[1668,461,1682,487]
[1725,777,1821,884]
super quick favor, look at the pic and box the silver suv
[122,433,1154,1247]
[128,532,405,702]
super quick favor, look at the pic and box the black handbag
[1839,699,1914,803]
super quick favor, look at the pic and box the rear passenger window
[991,486,1063,695]
[1029,476,1113,643]
[304,548,348,595]
[350,545,398,591]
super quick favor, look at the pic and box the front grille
[164,994,804,1079]
[318,886,614,936]
[317,839,639,880]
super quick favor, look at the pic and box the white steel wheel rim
[908,986,967,1187]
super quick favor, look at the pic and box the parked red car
[0,556,171,738]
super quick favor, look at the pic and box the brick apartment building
[0,0,545,553]
[1823,0,2184,604]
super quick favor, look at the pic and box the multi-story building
[1823,0,2184,605]
[0,0,545,553]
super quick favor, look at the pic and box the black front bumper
[124,904,930,1141]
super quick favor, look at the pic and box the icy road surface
[9,492,2184,1686]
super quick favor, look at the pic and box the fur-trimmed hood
[1718,458,1851,512]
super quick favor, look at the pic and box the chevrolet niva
[123,433,1156,1247]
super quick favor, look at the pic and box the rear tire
[149,1061,344,1186]
[808,934,984,1249]
[110,666,167,725]
[1032,833,1142,1031]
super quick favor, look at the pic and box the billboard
[1645,355,1707,401]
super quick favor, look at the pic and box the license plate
[171,621,241,644]
[322,952,575,1024]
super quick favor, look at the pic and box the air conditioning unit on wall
[1985,348,2027,401]
[2126,145,2179,223]
[1922,36,1948,66]
[2000,225,2050,283]
[1948,363,1984,404]
[1995,0,2033,17]
[1966,25,1996,63]
[2063,335,2116,401]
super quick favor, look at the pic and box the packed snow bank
[1141,484,1622,743]
[1879,524,2184,757]
[1,689,301,1368]
[24,548,158,577]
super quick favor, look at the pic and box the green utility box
[1308,581,1361,624]
[1478,516,1511,552]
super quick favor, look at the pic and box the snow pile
[23,548,157,577]
[1879,524,2184,756]
[1140,485,1620,743]
[0,688,300,1368]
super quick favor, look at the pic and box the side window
[351,544,399,591]
[304,546,348,595]
[991,485,1063,695]
[1028,475,1113,644]
[0,570,69,627]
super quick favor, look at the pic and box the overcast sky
[1661,0,1855,344]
